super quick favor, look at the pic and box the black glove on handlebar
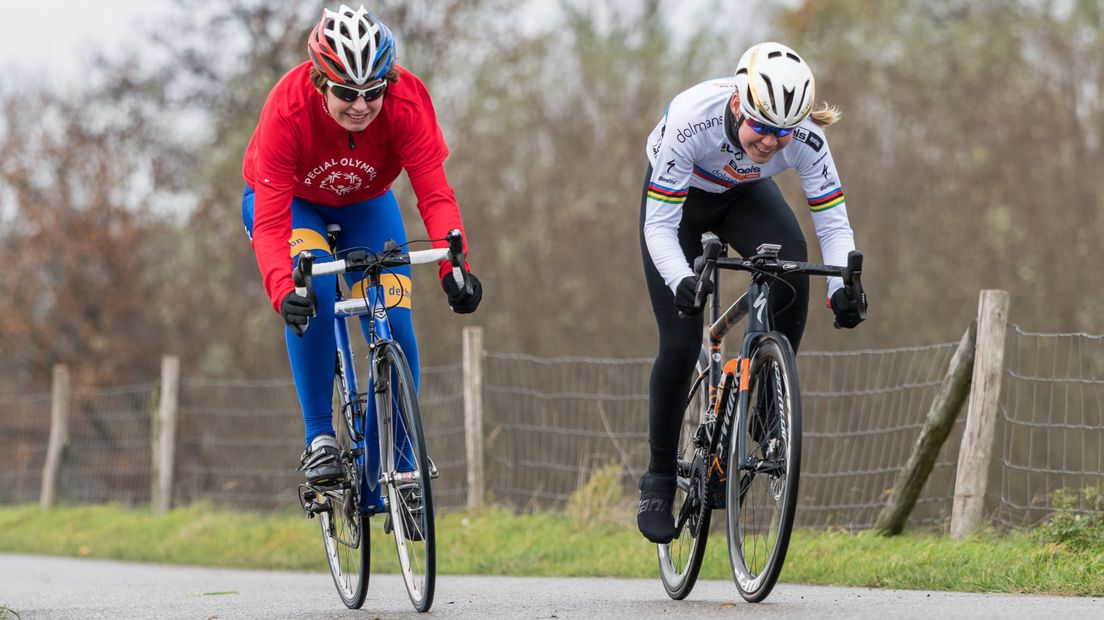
[443,272,483,314]
[280,290,316,336]
[830,287,865,329]
[675,276,713,317]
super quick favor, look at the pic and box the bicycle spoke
[727,335,801,603]
[657,349,712,600]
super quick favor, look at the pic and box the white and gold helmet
[734,42,816,129]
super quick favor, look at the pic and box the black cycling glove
[675,275,713,317]
[280,290,316,336]
[830,287,866,329]
[443,273,483,314]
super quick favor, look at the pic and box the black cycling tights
[639,171,809,475]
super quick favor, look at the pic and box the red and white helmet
[734,42,816,129]
[307,4,395,86]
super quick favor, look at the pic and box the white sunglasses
[327,80,388,102]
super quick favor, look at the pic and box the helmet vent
[760,74,776,110]
[782,87,796,117]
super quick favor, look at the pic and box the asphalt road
[1,553,1100,619]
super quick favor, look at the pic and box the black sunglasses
[327,80,387,103]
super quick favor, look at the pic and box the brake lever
[834,250,867,329]
[446,229,472,295]
[678,237,723,319]
[291,251,316,336]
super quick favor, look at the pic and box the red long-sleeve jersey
[242,62,465,311]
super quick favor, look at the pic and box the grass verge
[0,502,1101,595]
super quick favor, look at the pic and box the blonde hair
[309,65,400,93]
[809,102,841,127]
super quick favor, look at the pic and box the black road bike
[657,234,866,602]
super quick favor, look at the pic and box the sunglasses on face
[744,117,794,138]
[327,80,387,103]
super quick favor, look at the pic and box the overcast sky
[0,0,175,81]
[0,1,775,84]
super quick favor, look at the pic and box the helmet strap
[723,100,743,151]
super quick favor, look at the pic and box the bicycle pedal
[298,484,333,518]
[428,457,439,479]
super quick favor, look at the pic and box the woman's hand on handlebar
[675,275,712,317]
[443,272,483,314]
[281,289,316,337]
[829,287,866,329]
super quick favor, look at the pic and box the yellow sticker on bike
[350,273,413,310]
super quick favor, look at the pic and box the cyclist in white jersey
[637,42,867,543]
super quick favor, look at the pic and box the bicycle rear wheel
[658,346,712,599]
[377,343,435,612]
[726,332,801,603]
[318,350,370,609]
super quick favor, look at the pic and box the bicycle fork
[704,354,758,509]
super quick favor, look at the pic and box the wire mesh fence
[3,325,1102,532]
[996,327,1104,528]
[482,353,653,510]
[797,342,964,530]
[0,392,51,504]
[63,385,155,504]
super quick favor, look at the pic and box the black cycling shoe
[637,470,678,544]
[298,434,345,487]
[384,485,424,541]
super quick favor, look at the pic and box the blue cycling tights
[242,186,420,446]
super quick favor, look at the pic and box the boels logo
[723,160,761,181]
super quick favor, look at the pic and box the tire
[319,348,370,609]
[726,332,801,603]
[377,343,436,612]
[658,346,712,599]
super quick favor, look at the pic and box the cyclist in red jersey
[241,4,481,486]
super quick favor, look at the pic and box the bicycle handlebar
[709,248,868,329]
[291,229,469,335]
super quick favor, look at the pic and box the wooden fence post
[950,290,1009,539]
[462,326,485,510]
[152,355,180,514]
[41,364,70,510]
[875,322,976,535]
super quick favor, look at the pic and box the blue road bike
[294,227,469,612]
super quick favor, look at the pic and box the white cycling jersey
[643,77,855,296]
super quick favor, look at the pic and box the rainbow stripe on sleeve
[808,187,845,212]
[647,181,689,205]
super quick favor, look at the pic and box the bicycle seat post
[326,223,342,254]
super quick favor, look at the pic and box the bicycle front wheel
[317,349,370,609]
[377,343,435,612]
[658,346,712,599]
[727,332,801,603]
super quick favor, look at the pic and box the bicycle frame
[701,266,777,498]
[698,237,863,499]
[332,265,401,516]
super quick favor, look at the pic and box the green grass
[0,503,1101,595]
